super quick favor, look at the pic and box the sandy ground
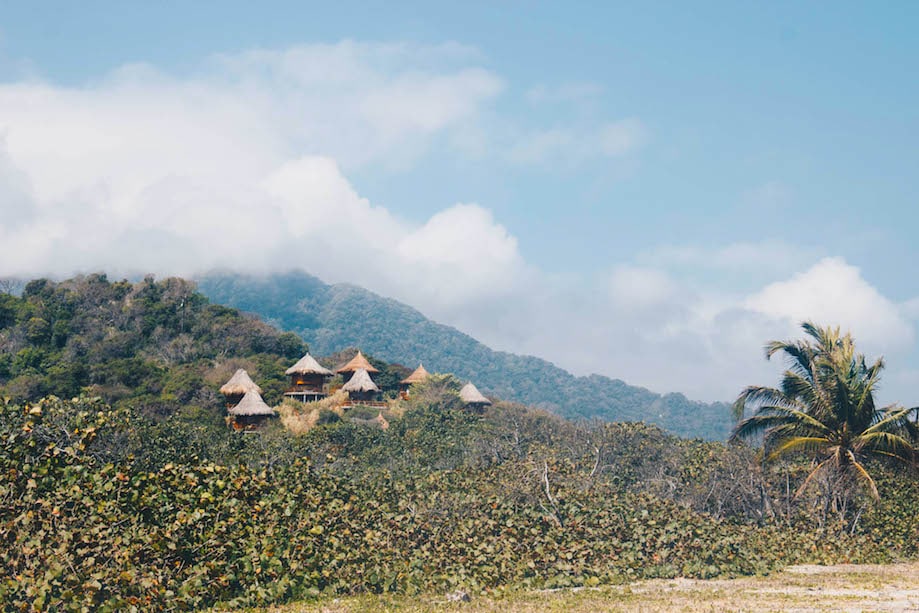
[265,562,919,612]
[594,563,919,612]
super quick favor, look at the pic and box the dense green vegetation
[198,271,731,439]
[2,391,916,610]
[0,274,306,413]
[732,322,918,526]
[2,275,917,610]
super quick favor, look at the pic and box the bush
[2,393,916,611]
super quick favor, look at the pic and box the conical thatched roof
[460,382,491,405]
[341,368,380,393]
[336,350,380,374]
[401,363,430,385]
[220,369,262,396]
[285,353,334,376]
[227,390,275,416]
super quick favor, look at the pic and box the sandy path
[605,563,919,612]
[264,562,919,612]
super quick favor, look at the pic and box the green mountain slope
[198,271,731,439]
[0,274,307,414]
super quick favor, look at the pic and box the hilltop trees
[0,275,307,413]
[731,322,917,522]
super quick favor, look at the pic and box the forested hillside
[1,274,916,610]
[199,271,731,439]
[0,275,306,414]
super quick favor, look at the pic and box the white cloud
[744,257,914,350]
[455,254,917,406]
[263,156,397,250]
[0,42,503,205]
[641,240,815,276]
[507,118,647,165]
[397,204,525,306]
[3,42,916,409]
[0,39,647,321]
[0,138,35,226]
[608,265,678,311]
[0,43,531,313]
[899,296,919,321]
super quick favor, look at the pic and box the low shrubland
[1,393,916,610]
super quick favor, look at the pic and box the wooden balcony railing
[340,400,388,409]
[285,384,326,394]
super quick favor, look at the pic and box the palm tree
[731,322,917,502]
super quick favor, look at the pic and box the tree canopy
[0,274,306,415]
[731,322,918,503]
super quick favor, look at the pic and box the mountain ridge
[198,270,731,439]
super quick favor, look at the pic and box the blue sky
[1,2,918,403]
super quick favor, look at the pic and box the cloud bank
[1,41,916,406]
[479,256,915,404]
[0,42,525,304]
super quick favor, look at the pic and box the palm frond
[865,449,917,464]
[730,413,788,441]
[844,449,879,500]
[800,320,833,346]
[761,406,834,436]
[856,431,916,463]
[766,436,830,461]
[863,406,915,436]
[794,457,833,499]
[731,405,833,443]
[732,385,797,421]
[766,340,814,382]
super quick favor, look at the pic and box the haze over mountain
[199,271,731,440]
[2,5,918,409]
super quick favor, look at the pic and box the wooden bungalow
[399,363,430,399]
[335,350,379,385]
[460,382,492,411]
[219,369,262,408]
[284,352,334,403]
[341,368,382,406]
[227,389,276,429]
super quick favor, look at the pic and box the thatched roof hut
[285,353,334,376]
[400,364,430,385]
[284,352,333,402]
[460,382,491,406]
[341,368,380,393]
[336,350,379,375]
[220,369,262,396]
[227,390,275,416]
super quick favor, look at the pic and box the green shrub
[3,395,915,610]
